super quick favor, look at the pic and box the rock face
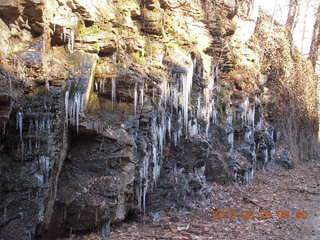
[0,0,318,239]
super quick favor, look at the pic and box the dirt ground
[64,162,320,240]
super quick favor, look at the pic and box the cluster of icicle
[59,26,75,53]
[226,95,258,150]
[136,60,225,212]
[65,90,84,132]
[15,108,53,184]
[94,78,117,111]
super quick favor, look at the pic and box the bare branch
[161,0,189,10]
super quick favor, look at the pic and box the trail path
[63,162,320,240]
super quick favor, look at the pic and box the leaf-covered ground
[62,162,320,240]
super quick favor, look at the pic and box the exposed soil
[61,162,320,240]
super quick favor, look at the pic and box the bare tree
[301,0,313,52]
[286,0,300,34]
[309,4,320,69]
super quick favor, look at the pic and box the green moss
[165,42,180,50]
[77,24,105,38]
[8,50,16,57]
[132,52,145,65]
[144,38,159,57]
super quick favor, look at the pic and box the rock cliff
[0,0,318,239]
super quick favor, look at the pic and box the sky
[257,0,318,55]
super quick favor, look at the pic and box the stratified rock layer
[0,0,318,239]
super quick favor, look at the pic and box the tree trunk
[309,4,320,69]
[301,0,312,53]
[286,0,299,34]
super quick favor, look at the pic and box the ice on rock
[62,26,76,53]
[111,78,116,111]
[247,106,255,128]
[251,167,254,182]
[197,97,201,118]
[16,112,23,140]
[167,116,172,140]
[152,144,160,184]
[39,156,50,174]
[65,91,84,132]
[134,83,138,115]
[226,107,233,126]
[263,149,268,164]
[244,129,252,142]
[170,82,179,111]
[160,79,168,108]
[65,90,69,125]
[256,116,264,131]
[140,85,144,110]
[189,119,199,137]
[140,154,150,213]
[181,63,194,135]
[271,148,276,160]
[240,97,249,124]
[244,171,249,184]
[35,173,44,185]
[244,167,254,184]
[228,132,234,149]
[212,107,218,124]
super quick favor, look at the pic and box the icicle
[244,129,252,142]
[228,132,234,149]
[66,91,83,132]
[181,63,193,135]
[17,112,23,140]
[263,149,268,164]
[63,27,67,42]
[138,174,142,213]
[61,27,75,53]
[197,97,201,118]
[240,97,249,125]
[271,148,275,160]
[250,167,254,184]
[212,107,218,124]
[75,92,81,133]
[167,115,171,140]
[226,108,233,126]
[244,171,249,184]
[111,78,116,111]
[140,151,150,213]
[173,132,177,146]
[134,83,137,115]
[256,117,264,130]
[70,29,75,53]
[158,123,164,156]
[140,85,144,109]
[152,144,159,185]
[171,82,179,111]
[39,156,50,174]
[190,119,198,137]
[65,90,69,125]
[248,106,255,128]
